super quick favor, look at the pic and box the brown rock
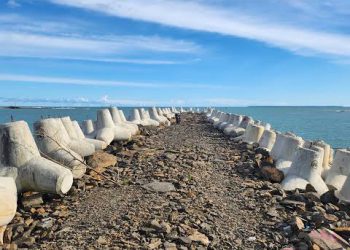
[324,213,339,222]
[86,151,117,180]
[3,226,13,244]
[312,243,321,250]
[188,231,210,246]
[2,243,17,250]
[148,238,162,249]
[291,216,304,231]
[260,166,284,183]
[97,236,108,245]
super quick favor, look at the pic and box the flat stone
[37,218,55,229]
[148,238,162,249]
[97,236,108,245]
[21,193,43,208]
[291,216,304,231]
[143,181,175,192]
[164,242,177,250]
[188,231,210,246]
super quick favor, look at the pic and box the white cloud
[99,95,157,106]
[0,31,199,58]
[7,0,20,8]
[0,74,235,89]
[0,14,200,64]
[50,0,350,58]
[0,95,156,106]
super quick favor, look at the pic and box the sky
[1,0,350,106]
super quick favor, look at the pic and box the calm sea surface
[0,106,349,149]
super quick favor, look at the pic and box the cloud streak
[0,95,157,107]
[0,31,199,57]
[0,74,235,89]
[0,14,200,64]
[50,0,350,58]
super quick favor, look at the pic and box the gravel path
[35,113,283,249]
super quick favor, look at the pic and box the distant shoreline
[0,105,348,110]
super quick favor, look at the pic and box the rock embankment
[3,113,350,249]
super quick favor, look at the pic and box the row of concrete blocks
[206,109,350,203]
[0,106,178,243]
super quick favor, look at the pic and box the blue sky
[1,0,350,106]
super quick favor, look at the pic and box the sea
[0,106,349,149]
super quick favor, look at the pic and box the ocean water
[0,107,135,126]
[218,106,350,149]
[0,106,349,149]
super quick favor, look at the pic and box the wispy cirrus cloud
[0,95,157,107]
[0,73,235,89]
[0,31,199,58]
[50,0,350,58]
[0,14,200,65]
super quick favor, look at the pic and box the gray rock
[143,181,175,192]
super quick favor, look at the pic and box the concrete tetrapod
[263,123,271,131]
[223,115,243,135]
[313,140,332,178]
[164,108,174,119]
[1,120,74,193]
[60,117,96,157]
[72,121,107,150]
[210,111,222,124]
[171,107,179,114]
[282,146,328,195]
[226,116,253,137]
[335,174,350,202]
[258,130,277,151]
[118,109,140,134]
[96,109,132,144]
[108,107,138,136]
[81,119,96,138]
[165,108,175,118]
[270,133,304,174]
[149,107,170,126]
[242,124,265,144]
[208,111,218,122]
[325,149,350,190]
[0,176,17,245]
[207,109,216,120]
[34,118,86,179]
[206,109,214,119]
[139,108,159,127]
[216,113,230,129]
[214,113,229,128]
[157,108,172,122]
[219,114,234,131]
[129,108,142,125]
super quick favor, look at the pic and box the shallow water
[0,106,349,148]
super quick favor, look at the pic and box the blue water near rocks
[0,106,349,148]
[218,106,350,149]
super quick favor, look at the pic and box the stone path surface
[36,114,284,249]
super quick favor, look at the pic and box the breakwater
[1,106,349,148]
[1,108,350,249]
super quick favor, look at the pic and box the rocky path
[30,113,285,249]
[5,113,350,250]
